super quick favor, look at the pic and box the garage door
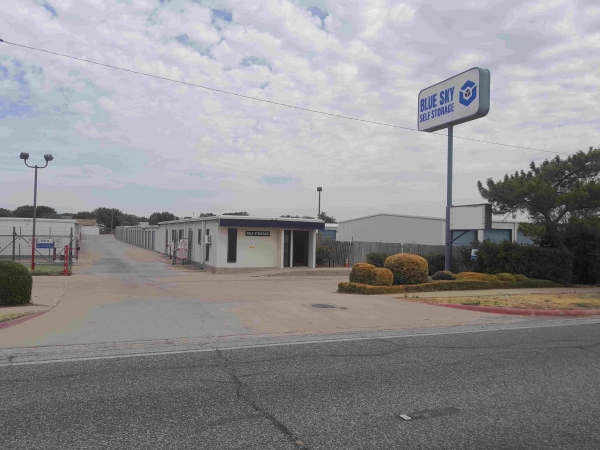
[484,229,511,243]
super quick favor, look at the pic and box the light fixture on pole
[317,187,322,217]
[20,152,54,271]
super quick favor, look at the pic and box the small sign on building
[245,231,270,237]
[36,238,54,249]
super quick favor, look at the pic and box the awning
[219,218,325,230]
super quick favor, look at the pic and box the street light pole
[317,187,322,217]
[20,153,53,271]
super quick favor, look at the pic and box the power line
[0,39,574,156]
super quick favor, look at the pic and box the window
[178,229,184,239]
[205,229,210,262]
[227,228,237,263]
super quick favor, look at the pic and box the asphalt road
[2,321,600,449]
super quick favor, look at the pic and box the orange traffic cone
[345,258,349,267]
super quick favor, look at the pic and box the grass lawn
[402,292,600,310]
[28,264,70,276]
[0,311,34,323]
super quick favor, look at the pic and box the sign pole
[445,125,453,271]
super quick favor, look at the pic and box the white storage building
[116,215,325,273]
[0,217,81,261]
[337,213,533,246]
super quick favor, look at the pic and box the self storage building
[336,213,534,246]
[117,216,325,273]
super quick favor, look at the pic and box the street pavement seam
[2,318,599,367]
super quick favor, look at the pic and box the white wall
[338,214,445,245]
[215,227,281,269]
[82,225,100,236]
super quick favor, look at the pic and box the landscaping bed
[401,292,600,310]
[338,278,560,295]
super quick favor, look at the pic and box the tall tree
[0,208,14,217]
[198,212,216,217]
[13,205,60,219]
[93,207,123,228]
[477,147,600,253]
[73,211,96,219]
[148,212,176,225]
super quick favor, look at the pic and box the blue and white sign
[418,67,490,132]
[36,238,54,249]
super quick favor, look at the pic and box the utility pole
[20,153,53,271]
[317,187,322,217]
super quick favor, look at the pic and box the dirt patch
[401,292,600,310]
[0,312,34,323]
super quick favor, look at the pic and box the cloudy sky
[1,0,599,221]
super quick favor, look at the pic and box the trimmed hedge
[473,240,573,285]
[432,270,458,281]
[338,278,561,295]
[349,263,376,284]
[496,272,517,282]
[366,252,389,268]
[0,261,33,306]
[514,274,528,282]
[384,253,429,285]
[372,267,394,286]
[423,253,445,275]
[456,272,500,282]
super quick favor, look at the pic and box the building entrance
[292,230,309,267]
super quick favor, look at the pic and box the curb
[0,310,50,331]
[417,301,600,317]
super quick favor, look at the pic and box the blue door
[484,229,511,243]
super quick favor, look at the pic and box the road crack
[216,349,309,449]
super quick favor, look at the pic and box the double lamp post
[19,152,54,271]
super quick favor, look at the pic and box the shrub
[456,272,500,282]
[337,278,560,295]
[349,263,376,284]
[496,272,516,282]
[432,270,458,281]
[423,253,445,275]
[366,252,389,268]
[514,274,528,282]
[316,246,333,265]
[472,240,573,285]
[0,261,33,306]
[384,253,429,285]
[372,268,394,286]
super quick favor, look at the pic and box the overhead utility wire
[0,39,572,156]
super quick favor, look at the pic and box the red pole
[63,245,69,276]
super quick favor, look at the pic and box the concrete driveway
[1,235,524,348]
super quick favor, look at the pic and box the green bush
[473,240,573,285]
[337,278,560,295]
[514,274,528,282]
[366,252,389,268]
[372,267,394,286]
[496,272,516,282]
[384,253,429,285]
[423,253,445,275]
[432,270,458,281]
[349,263,376,284]
[0,261,33,306]
[316,246,333,265]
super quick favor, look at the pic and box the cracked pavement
[2,321,600,449]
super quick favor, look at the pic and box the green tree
[222,211,250,216]
[0,208,14,217]
[477,147,600,253]
[93,207,123,228]
[13,205,60,219]
[73,211,96,219]
[317,212,337,223]
[148,212,176,225]
[198,212,216,217]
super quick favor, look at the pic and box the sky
[1,0,599,222]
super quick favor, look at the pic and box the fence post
[63,245,69,276]
[69,228,73,269]
[12,227,16,262]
